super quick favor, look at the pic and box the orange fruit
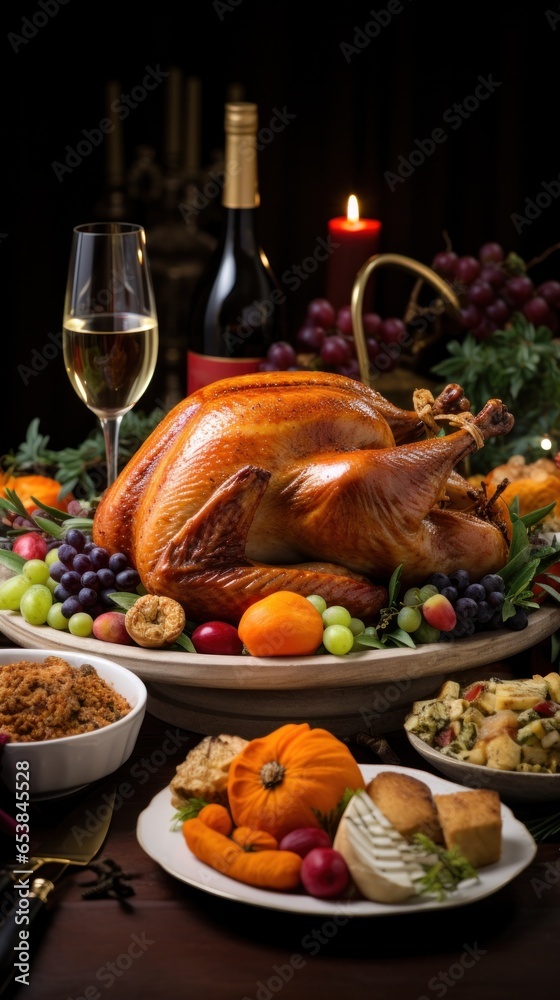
[0,474,71,513]
[238,590,324,657]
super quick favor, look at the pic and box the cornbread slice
[170,733,248,807]
[366,771,443,843]
[433,789,502,868]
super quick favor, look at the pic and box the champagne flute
[62,222,159,487]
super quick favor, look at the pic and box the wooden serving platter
[1,606,559,738]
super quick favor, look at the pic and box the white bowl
[0,648,147,797]
[406,730,560,803]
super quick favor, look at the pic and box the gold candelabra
[350,253,462,386]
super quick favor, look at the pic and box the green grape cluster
[306,595,366,655]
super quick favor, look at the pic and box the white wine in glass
[62,222,159,487]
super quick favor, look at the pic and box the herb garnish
[170,798,210,830]
[412,833,479,900]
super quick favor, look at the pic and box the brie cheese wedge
[333,790,431,903]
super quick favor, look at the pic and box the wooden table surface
[1,661,559,999]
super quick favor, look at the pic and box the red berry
[485,298,510,326]
[379,318,407,344]
[468,281,495,307]
[366,337,381,361]
[335,306,353,336]
[296,324,325,352]
[320,334,351,366]
[505,275,534,305]
[536,280,560,309]
[455,255,481,286]
[522,296,553,326]
[363,312,382,335]
[431,251,458,277]
[459,304,482,330]
[479,242,504,264]
[479,264,505,289]
[307,298,336,328]
[267,341,297,369]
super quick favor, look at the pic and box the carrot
[182,818,302,890]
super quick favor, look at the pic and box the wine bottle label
[187,351,263,394]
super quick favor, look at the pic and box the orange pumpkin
[231,826,279,852]
[0,473,71,514]
[472,455,560,538]
[237,591,324,657]
[227,722,366,841]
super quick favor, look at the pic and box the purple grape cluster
[258,297,405,380]
[422,568,528,640]
[49,528,139,621]
[431,242,560,341]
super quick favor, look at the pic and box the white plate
[136,764,537,916]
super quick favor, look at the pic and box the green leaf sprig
[524,809,560,842]
[1,409,165,499]
[431,314,560,472]
[412,833,479,900]
[0,487,95,539]
[352,565,418,651]
[498,498,560,620]
[170,797,209,830]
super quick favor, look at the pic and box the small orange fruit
[238,590,324,657]
[0,474,71,513]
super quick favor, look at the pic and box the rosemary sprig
[1,408,165,499]
[524,810,560,842]
[412,833,479,900]
[0,488,94,539]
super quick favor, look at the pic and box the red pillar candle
[326,195,382,312]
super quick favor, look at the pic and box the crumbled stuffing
[0,656,131,742]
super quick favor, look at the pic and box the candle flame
[347,194,359,223]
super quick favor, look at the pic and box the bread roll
[367,771,443,843]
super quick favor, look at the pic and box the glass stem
[99,415,123,488]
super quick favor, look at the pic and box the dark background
[2,0,560,457]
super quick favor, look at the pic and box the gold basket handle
[350,253,462,386]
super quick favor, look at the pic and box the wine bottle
[186,101,286,394]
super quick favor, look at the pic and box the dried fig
[125,594,186,648]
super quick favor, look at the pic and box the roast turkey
[92,370,514,625]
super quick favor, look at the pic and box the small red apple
[191,621,243,655]
[300,847,350,899]
[12,532,48,562]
